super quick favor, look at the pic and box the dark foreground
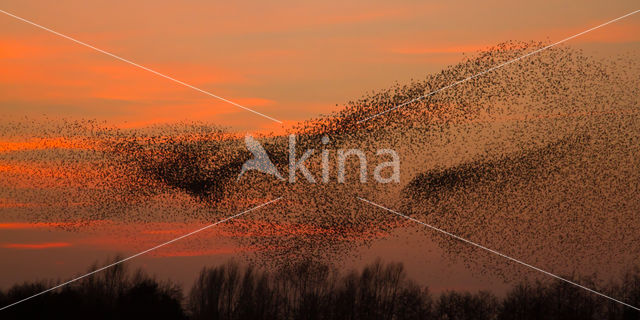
[1,258,639,320]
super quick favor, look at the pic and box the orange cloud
[569,22,640,44]
[0,222,67,229]
[0,161,106,189]
[136,220,342,239]
[390,44,491,55]
[0,137,92,152]
[0,35,78,59]
[2,242,72,249]
[68,216,395,258]
[0,199,39,209]
[0,34,267,127]
[149,246,256,257]
[0,220,109,229]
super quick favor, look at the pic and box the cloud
[390,44,491,55]
[0,137,91,152]
[2,242,72,249]
[0,221,107,229]
[149,246,256,257]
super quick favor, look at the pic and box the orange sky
[0,218,508,293]
[1,0,638,132]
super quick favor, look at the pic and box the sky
[0,0,639,294]
[1,0,639,131]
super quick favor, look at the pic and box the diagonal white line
[0,197,282,312]
[358,9,640,123]
[357,197,640,311]
[0,9,282,124]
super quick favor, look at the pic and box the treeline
[1,258,639,319]
[0,258,185,320]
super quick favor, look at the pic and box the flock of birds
[1,40,639,280]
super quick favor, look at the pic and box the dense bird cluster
[1,41,638,280]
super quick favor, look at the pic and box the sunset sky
[1,0,638,131]
[1,0,639,295]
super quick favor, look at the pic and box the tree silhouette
[2,258,640,319]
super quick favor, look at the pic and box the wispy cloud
[2,242,72,249]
